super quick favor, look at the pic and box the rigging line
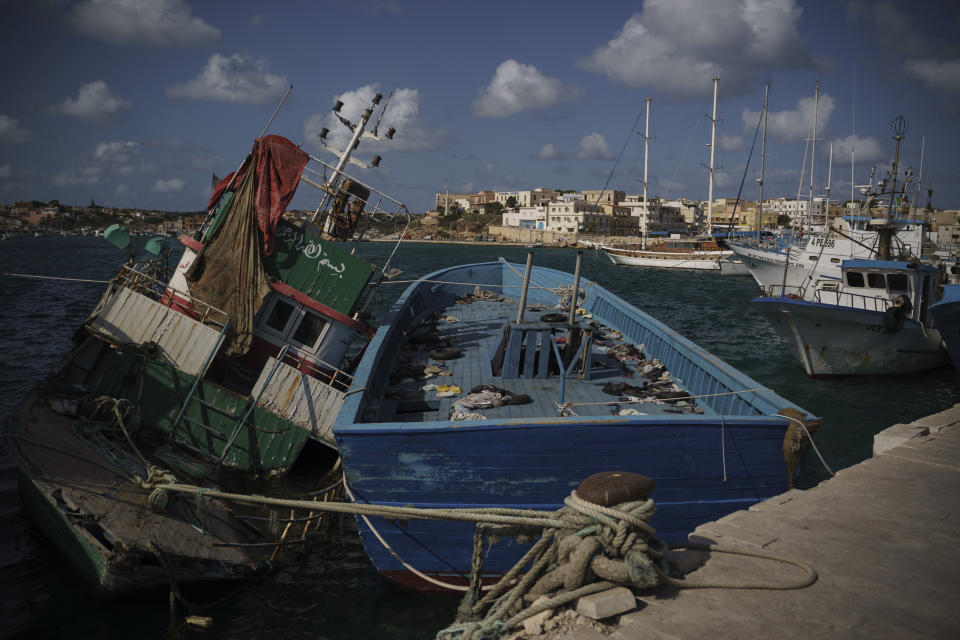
[724,106,765,234]
[669,117,702,201]
[5,272,111,284]
[591,106,647,210]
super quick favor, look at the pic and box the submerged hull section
[335,261,818,593]
[753,297,949,376]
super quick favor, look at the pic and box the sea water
[1,236,956,639]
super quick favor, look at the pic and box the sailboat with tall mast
[601,79,734,270]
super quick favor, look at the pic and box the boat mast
[641,97,651,250]
[311,92,393,229]
[851,65,856,208]
[757,84,769,239]
[808,81,819,231]
[874,115,909,261]
[707,77,718,238]
[826,141,833,223]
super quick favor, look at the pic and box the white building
[766,197,827,224]
[495,188,559,209]
[503,206,547,229]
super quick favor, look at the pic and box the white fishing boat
[730,218,923,292]
[753,116,949,376]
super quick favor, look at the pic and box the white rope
[720,413,727,482]
[343,478,492,593]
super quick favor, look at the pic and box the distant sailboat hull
[602,243,730,271]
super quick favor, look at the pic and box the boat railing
[586,290,771,417]
[812,288,892,312]
[301,154,409,222]
[277,348,354,393]
[114,264,230,328]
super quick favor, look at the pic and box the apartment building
[580,189,625,207]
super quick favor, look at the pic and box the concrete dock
[527,404,960,639]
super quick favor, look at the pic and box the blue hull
[930,285,960,372]
[334,261,817,593]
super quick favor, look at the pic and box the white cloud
[473,60,581,117]
[719,133,745,152]
[578,133,612,160]
[73,0,220,46]
[0,164,11,179]
[830,134,886,165]
[166,53,289,107]
[53,81,132,120]
[742,92,836,141]
[578,0,813,98]
[249,14,263,27]
[151,178,185,193]
[94,140,140,163]
[538,144,567,161]
[903,59,960,94]
[90,140,156,175]
[369,1,402,15]
[0,115,28,143]
[304,84,453,155]
[53,167,101,186]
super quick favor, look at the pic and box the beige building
[580,189,625,207]
[434,192,473,213]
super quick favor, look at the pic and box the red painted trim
[179,235,204,252]
[269,281,372,336]
[161,289,200,320]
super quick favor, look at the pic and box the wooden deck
[379,296,693,424]
[532,404,960,639]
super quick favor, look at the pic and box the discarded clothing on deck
[452,385,532,412]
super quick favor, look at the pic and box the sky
[1,0,959,214]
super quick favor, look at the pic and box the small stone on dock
[575,586,636,620]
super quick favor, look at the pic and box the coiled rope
[436,490,817,640]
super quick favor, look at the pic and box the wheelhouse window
[291,311,328,348]
[265,299,296,333]
[867,273,886,288]
[886,273,909,293]
[846,272,865,287]
[258,294,331,353]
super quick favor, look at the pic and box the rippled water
[2,236,957,639]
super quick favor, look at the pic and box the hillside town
[3,189,960,252]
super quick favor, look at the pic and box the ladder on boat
[168,337,291,467]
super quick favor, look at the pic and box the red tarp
[207,135,308,255]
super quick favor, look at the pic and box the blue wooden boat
[930,284,960,372]
[334,255,820,593]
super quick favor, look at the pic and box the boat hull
[728,242,812,288]
[335,261,818,593]
[604,249,726,270]
[753,296,949,376]
[930,288,960,372]
[341,417,802,593]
